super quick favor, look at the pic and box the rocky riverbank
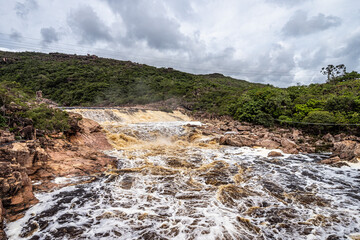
[1,107,359,239]
[190,112,360,167]
[0,113,116,239]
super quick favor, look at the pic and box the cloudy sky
[0,0,359,87]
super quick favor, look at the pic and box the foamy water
[6,109,360,240]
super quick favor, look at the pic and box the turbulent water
[7,109,360,240]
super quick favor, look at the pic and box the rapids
[6,109,360,240]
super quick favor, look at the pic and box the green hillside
[0,51,263,115]
[0,81,69,136]
[1,51,360,133]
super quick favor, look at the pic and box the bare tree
[321,64,347,82]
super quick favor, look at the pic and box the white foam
[6,109,360,239]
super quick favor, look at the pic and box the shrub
[303,111,336,124]
[24,104,70,132]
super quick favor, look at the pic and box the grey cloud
[298,48,326,69]
[165,0,196,20]
[15,0,38,18]
[337,32,360,70]
[10,30,22,41]
[282,10,342,37]
[67,5,112,44]
[40,27,59,45]
[266,0,310,7]
[251,44,296,85]
[104,0,187,50]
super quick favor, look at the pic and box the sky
[0,0,359,87]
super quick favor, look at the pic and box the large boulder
[268,151,283,157]
[323,133,335,143]
[256,139,280,149]
[332,140,359,161]
[281,139,299,154]
[219,135,255,147]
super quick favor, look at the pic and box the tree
[321,64,346,82]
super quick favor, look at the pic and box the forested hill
[1,51,360,130]
[0,51,264,113]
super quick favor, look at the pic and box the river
[6,109,360,239]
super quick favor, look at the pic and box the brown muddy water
[6,109,360,240]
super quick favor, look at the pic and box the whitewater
[6,109,360,240]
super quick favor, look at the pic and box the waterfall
[6,109,360,240]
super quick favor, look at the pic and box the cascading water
[6,109,360,240]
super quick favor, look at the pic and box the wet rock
[198,161,233,186]
[332,141,358,161]
[320,156,341,165]
[236,216,260,234]
[219,135,255,147]
[268,151,283,157]
[281,139,298,154]
[217,184,253,206]
[256,139,280,149]
[120,175,134,189]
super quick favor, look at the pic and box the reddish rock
[332,140,357,160]
[0,201,6,239]
[237,125,251,131]
[281,139,297,149]
[256,139,280,149]
[0,115,116,227]
[320,156,341,165]
[292,129,301,140]
[268,151,283,157]
[0,130,14,144]
[323,133,335,143]
[0,160,38,222]
[68,118,112,151]
[220,135,255,147]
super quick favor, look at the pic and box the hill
[1,51,360,133]
[0,51,264,115]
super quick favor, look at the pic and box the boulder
[256,139,280,149]
[292,129,301,140]
[281,138,297,149]
[237,125,252,131]
[268,151,283,157]
[320,156,341,165]
[0,201,6,239]
[332,140,357,160]
[323,133,335,143]
[219,135,255,147]
[0,130,15,144]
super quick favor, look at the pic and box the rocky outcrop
[0,201,6,240]
[331,140,360,162]
[0,142,39,222]
[0,114,116,237]
[0,130,14,144]
[31,116,116,188]
[192,114,360,166]
[199,118,302,154]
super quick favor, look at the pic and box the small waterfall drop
[6,108,360,240]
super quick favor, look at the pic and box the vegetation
[0,81,69,136]
[1,51,360,134]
